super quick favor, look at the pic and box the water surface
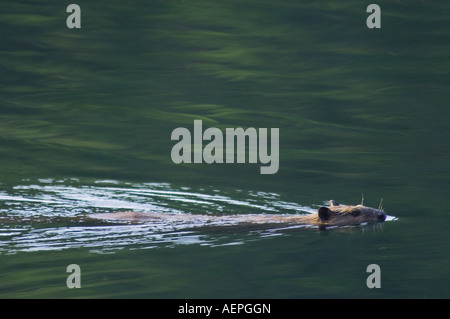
[0,0,449,298]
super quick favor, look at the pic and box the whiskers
[360,193,385,212]
[361,221,384,235]
[378,198,384,211]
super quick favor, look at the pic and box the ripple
[0,178,395,254]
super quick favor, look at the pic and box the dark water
[0,1,449,298]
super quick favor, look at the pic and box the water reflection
[0,178,395,254]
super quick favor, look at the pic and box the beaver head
[318,200,386,226]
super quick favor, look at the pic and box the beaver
[90,200,386,229]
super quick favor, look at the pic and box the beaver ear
[318,207,331,221]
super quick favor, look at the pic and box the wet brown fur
[91,200,386,228]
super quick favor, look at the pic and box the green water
[0,0,449,298]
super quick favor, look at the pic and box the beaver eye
[351,210,361,217]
